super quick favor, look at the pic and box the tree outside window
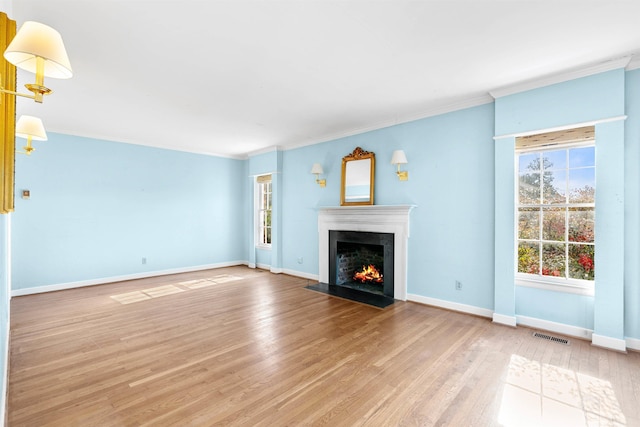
[257,176,272,246]
[517,145,595,282]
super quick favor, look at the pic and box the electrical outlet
[142,257,147,265]
[297,257,303,264]
[455,280,462,290]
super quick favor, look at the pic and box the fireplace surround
[318,205,415,301]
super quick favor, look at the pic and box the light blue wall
[494,136,516,319]
[495,69,625,137]
[281,140,337,274]
[494,69,629,340]
[515,287,595,329]
[624,69,640,340]
[593,120,625,339]
[281,103,496,310]
[12,133,246,290]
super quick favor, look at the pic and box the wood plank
[8,266,640,425]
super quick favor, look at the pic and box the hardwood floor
[7,266,640,426]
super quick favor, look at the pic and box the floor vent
[533,332,569,345]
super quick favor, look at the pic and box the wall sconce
[15,115,47,155]
[1,21,73,103]
[310,163,326,187]
[391,150,409,181]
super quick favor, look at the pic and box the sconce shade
[310,163,324,175]
[4,21,73,79]
[15,115,47,141]
[391,150,408,165]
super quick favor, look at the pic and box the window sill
[255,244,272,250]
[515,276,594,296]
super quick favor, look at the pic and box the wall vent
[533,332,569,345]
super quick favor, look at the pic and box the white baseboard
[592,333,627,352]
[626,337,640,352]
[516,315,593,340]
[281,268,319,282]
[492,313,517,327]
[407,294,493,318]
[11,261,247,297]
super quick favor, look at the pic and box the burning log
[353,264,383,283]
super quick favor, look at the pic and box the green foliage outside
[517,150,595,281]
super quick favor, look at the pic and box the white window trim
[515,275,594,296]
[255,175,272,250]
[514,141,596,295]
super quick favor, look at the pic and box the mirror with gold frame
[340,147,375,206]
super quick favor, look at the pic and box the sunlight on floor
[498,354,626,426]
[143,285,185,298]
[110,274,243,304]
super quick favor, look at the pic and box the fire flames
[353,264,383,284]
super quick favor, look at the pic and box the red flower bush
[578,254,594,273]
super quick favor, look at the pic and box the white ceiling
[7,1,640,158]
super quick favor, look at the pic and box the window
[516,127,595,288]
[256,175,272,247]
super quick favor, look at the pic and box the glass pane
[542,170,566,204]
[519,153,540,173]
[568,208,594,243]
[569,146,595,168]
[518,242,539,275]
[542,208,565,242]
[518,208,539,239]
[569,244,595,280]
[266,227,272,244]
[519,172,540,204]
[542,150,566,170]
[260,186,267,210]
[542,243,566,277]
[569,167,595,203]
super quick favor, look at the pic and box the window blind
[516,126,595,151]
[256,174,272,184]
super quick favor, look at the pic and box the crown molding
[626,55,640,71]
[47,129,248,160]
[490,56,633,99]
[282,93,494,152]
[246,145,282,158]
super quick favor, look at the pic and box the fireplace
[330,230,394,297]
[318,205,415,301]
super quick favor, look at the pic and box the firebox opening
[336,241,386,296]
[329,230,394,298]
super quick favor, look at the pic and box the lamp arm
[0,87,37,101]
[0,60,51,104]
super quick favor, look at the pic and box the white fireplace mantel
[318,205,416,301]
